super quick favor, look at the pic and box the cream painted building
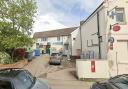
[71,27,81,56]
[77,0,128,78]
[33,27,77,55]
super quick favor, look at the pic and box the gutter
[79,24,83,53]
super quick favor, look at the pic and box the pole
[97,12,101,59]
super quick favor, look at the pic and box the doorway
[116,40,128,74]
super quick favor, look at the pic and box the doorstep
[0,60,28,69]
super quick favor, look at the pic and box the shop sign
[113,25,120,32]
[108,37,114,43]
[91,60,96,73]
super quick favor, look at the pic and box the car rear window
[51,53,58,56]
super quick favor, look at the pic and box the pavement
[24,55,93,89]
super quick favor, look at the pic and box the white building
[77,0,128,78]
[71,27,81,56]
[33,27,77,55]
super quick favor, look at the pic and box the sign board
[91,60,96,73]
[108,37,114,43]
[113,25,121,32]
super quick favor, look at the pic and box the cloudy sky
[33,0,103,32]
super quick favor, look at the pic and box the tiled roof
[33,27,78,38]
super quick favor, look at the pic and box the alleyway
[24,55,92,89]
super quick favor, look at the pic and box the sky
[33,0,103,32]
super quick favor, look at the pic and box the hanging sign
[113,25,121,32]
[109,43,113,50]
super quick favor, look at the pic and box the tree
[0,0,37,60]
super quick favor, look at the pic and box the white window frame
[115,8,126,24]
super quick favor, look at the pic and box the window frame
[41,37,48,41]
[115,8,126,24]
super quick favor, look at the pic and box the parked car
[49,52,63,65]
[0,68,51,89]
[90,74,128,89]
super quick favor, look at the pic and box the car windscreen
[14,71,34,89]
[111,76,128,89]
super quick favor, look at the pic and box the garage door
[116,40,128,74]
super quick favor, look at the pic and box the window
[14,71,33,89]
[41,37,47,41]
[57,36,60,41]
[115,8,125,23]
[0,80,12,89]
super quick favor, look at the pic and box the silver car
[0,68,51,89]
[49,52,63,65]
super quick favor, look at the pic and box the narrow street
[24,55,92,89]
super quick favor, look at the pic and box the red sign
[91,60,96,73]
[113,25,121,32]
[110,43,113,50]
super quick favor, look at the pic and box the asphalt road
[24,55,92,89]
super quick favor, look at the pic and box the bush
[0,52,13,64]
[14,48,25,60]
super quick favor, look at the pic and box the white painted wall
[71,28,81,56]
[79,0,128,78]
[81,6,107,59]
[76,60,110,79]
[105,0,128,77]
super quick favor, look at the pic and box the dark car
[0,68,51,89]
[49,52,63,65]
[90,74,128,89]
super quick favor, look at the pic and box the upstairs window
[115,8,125,23]
[41,37,47,41]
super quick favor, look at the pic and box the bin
[25,52,33,61]
[34,49,40,56]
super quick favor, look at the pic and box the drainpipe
[70,34,72,56]
[97,12,101,59]
[80,22,83,53]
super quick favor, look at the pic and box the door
[116,40,128,74]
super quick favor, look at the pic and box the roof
[0,68,24,79]
[81,2,104,25]
[33,27,78,38]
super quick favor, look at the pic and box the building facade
[80,0,128,77]
[71,27,81,56]
[33,27,77,55]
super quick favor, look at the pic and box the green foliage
[0,0,37,62]
[0,52,13,64]
[0,0,37,50]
